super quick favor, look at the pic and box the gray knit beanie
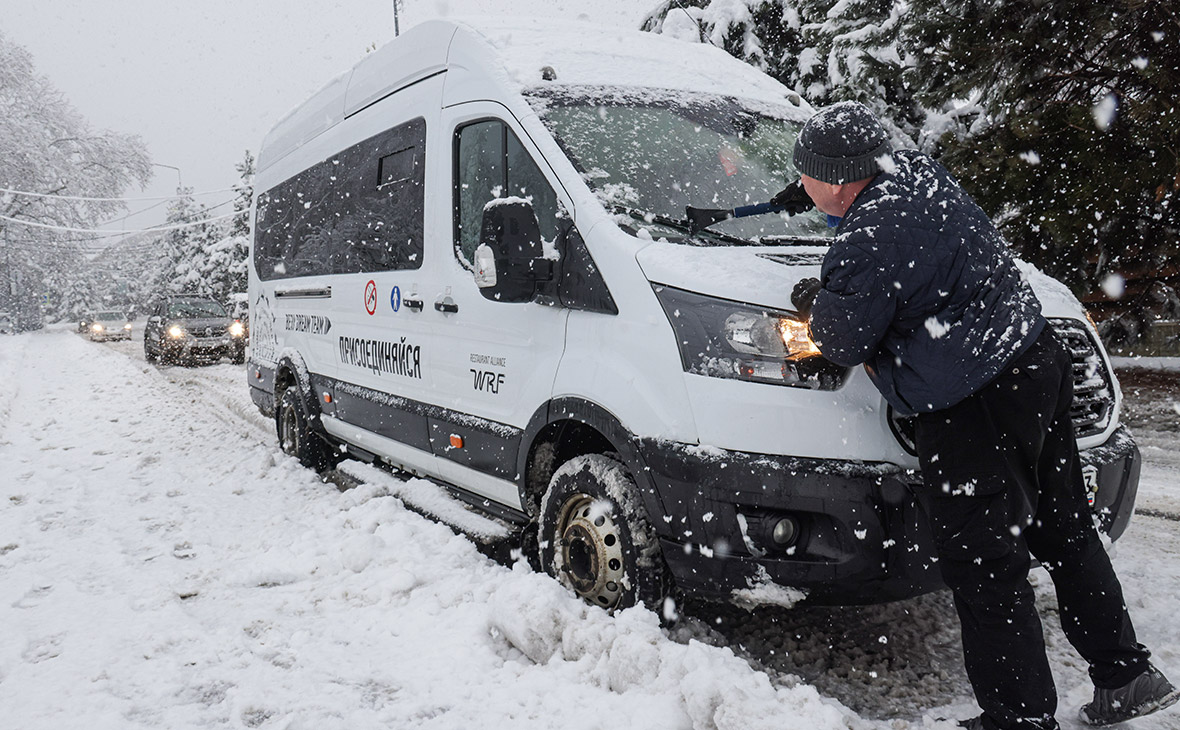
[793,101,891,184]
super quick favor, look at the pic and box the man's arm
[808,248,896,367]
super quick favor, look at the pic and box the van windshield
[528,87,831,245]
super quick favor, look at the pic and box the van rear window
[254,117,427,280]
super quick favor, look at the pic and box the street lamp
[152,163,183,193]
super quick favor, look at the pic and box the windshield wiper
[610,205,757,247]
[755,234,832,247]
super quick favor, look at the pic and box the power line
[96,197,173,226]
[0,185,241,203]
[98,196,239,228]
[0,210,240,235]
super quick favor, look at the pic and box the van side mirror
[475,199,553,303]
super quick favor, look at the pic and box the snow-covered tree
[229,150,254,240]
[159,189,222,297]
[903,0,1180,306]
[642,1,917,142]
[153,151,253,304]
[200,151,253,301]
[0,30,151,325]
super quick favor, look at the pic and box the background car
[143,294,246,365]
[85,310,133,341]
[228,292,250,343]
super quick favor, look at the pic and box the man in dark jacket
[790,101,1177,730]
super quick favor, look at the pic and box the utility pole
[393,0,401,37]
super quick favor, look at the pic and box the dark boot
[1078,664,1180,726]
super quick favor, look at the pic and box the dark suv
[144,294,246,365]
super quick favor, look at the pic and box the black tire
[144,341,158,362]
[156,338,173,365]
[275,386,336,471]
[538,454,671,612]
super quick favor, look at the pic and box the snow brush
[686,180,815,234]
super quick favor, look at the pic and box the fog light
[738,510,803,555]
[771,517,798,546]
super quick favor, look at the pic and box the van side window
[454,120,561,267]
[254,117,427,280]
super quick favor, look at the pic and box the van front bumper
[639,424,1140,606]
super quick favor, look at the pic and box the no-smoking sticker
[364,279,377,315]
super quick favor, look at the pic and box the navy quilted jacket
[809,150,1045,415]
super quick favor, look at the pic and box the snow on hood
[636,240,828,311]
[1017,259,1090,320]
[453,16,809,109]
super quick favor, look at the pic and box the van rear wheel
[276,386,334,471]
[538,454,670,613]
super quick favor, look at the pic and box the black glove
[792,277,821,317]
[770,180,815,216]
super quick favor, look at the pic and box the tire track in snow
[96,334,275,444]
[1137,508,1180,523]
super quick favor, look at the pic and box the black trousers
[914,327,1150,729]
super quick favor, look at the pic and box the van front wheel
[538,454,670,613]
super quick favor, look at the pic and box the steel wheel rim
[556,493,626,609]
[279,400,300,456]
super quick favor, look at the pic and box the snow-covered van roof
[257,17,808,173]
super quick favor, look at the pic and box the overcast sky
[3,0,656,231]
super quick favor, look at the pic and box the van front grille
[1048,318,1115,438]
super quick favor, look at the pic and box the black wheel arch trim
[517,397,669,529]
[273,355,323,420]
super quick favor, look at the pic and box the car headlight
[167,325,185,338]
[229,321,245,337]
[123,323,132,330]
[91,323,103,332]
[653,284,848,389]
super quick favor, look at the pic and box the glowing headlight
[653,284,848,390]
[722,314,821,361]
[123,323,132,330]
[778,318,821,359]
[724,312,786,357]
[91,323,103,332]
[229,321,245,337]
[167,325,185,338]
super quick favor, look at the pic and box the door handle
[404,297,424,312]
[434,297,459,314]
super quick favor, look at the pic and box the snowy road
[1,328,1178,730]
